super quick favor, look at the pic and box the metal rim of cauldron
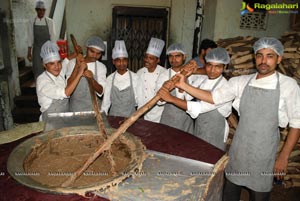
[7,126,146,195]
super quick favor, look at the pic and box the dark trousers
[223,177,271,201]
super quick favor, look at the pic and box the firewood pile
[279,32,300,86]
[278,127,300,188]
[217,36,257,78]
[217,32,300,86]
[220,32,300,188]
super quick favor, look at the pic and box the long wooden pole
[70,34,107,138]
[70,34,83,54]
[61,60,197,187]
[86,78,108,138]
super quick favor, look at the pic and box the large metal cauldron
[7,125,146,195]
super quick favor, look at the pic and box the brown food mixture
[23,135,132,187]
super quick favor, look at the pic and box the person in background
[66,36,107,112]
[173,37,300,201]
[159,47,232,150]
[156,43,195,134]
[27,0,56,79]
[101,40,138,117]
[136,37,167,123]
[36,41,85,121]
[191,39,217,68]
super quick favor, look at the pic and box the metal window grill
[240,12,268,30]
[116,16,165,72]
[112,7,168,73]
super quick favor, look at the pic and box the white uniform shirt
[36,71,67,113]
[156,69,202,103]
[187,75,232,142]
[65,59,107,96]
[27,17,56,47]
[101,70,138,114]
[212,72,300,128]
[60,58,70,76]
[137,65,167,122]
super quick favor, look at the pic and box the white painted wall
[12,0,63,65]
[12,0,37,65]
[53,0,66,40]
[202,0,291,41]
[201,0,217,41]
[0,0,21,128]
[11,0,198,69]
[169,0,197,60]
[12,0,292,65]
[65,0,197,60]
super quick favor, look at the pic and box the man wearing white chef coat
[66,36,107,112]
[27,0,56,79]
[156,43,195,134]
[158,47,232,150]
[101,40,138,117]
[172,37,300,201]
[36,41,85,121]
[136,37,167,123]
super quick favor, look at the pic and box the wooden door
[112,6,168,73]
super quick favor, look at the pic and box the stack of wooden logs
[217,36,258,78]
[220,32,300,188]
[278,127,300,188]
[278,32,300,187]
[279,32,300,86]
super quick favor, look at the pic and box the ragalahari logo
[241,2,254,15]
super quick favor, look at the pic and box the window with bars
[112,6,168,73]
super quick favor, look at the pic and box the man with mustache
[156,43,195,134]
[173,37,300,201]
[66,36,107,112]
[101,40,138,117]
[136,37,167,123]
[158,47,232,150]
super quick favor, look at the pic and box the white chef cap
[253,37,284,56]
[35,0,46,9]
[166,43,186,55]
[205,47,230,64]
[112,40,128,59]
[40,41,60,64]
[146,37,165,58]
[85,36,105,51]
